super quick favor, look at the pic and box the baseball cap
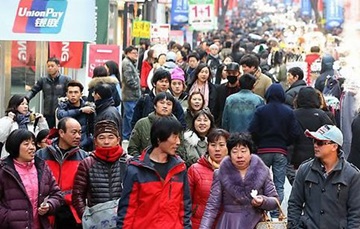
[226,62,240,72]
[305,124,343,146]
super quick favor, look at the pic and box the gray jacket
[27,73,71,115]
[121,56,141,101]
[285,80,307,108]
[288,155,360,229]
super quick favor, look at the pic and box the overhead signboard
[151,24,170,44]
[86,44,121,77]
[171,0,189,26]
[132,20,151,38]
[188,0,215,30]
[0,0,96,41]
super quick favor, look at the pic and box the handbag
[82,199,119,229]
[256,199,287,229]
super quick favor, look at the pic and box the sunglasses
[313,139,334,146]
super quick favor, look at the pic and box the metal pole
[123,2,128,51]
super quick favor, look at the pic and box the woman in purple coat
[0,129,63,229]
[200,132,279,229]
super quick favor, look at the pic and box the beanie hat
[94,83,112,99]
[94,120,119,138]
[171,67,185,82]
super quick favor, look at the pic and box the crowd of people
[1,2,360,229]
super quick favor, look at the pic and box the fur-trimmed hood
[218,155,274,202]
[88,76,119,89]
[184,130,207,147]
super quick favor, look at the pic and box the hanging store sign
[188,0,215,30]
[325,0,344,29]
[86,44,121,77]
[132,20,151,38]
[151,24,170,44]
[171,0,189,26]
[0,0,95,41]
[49,42,83,68]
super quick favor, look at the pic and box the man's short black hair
[150,116,182,147]
[239,54,260,68]
[66,80,84,92]
[6,129,35,159]
[153,92,176,107]
[47,57,60,65]
[152,68,171,86]
[188,53,200,61]
[288,67,304,80]
[239,73,257,90]
[124,45,137,54]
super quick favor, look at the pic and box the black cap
[226,62,240,71]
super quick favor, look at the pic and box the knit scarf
[16,112,31,129]
[208,155,220,169]
[94,145,123,162]
[189,81,210,108]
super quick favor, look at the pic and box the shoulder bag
[82,158,127,229]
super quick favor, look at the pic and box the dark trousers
[54,205,82,229]
[45,114,56,129]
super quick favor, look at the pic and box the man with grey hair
[288,124,360,228]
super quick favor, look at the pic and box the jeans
[122,101,136,140]
[258,153,287,203]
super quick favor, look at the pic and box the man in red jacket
[36,117,88,229]
[117,116,192,229]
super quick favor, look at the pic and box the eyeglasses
[313,139,334,146]
[130,51,138,55]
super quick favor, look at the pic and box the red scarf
[94,145,123,162]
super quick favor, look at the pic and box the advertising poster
[301,0,312,16]
[86,44,120,77]
[171,0,189,26]
[0,0,95,41]
[188,0,215,30]
[325,0,344,29]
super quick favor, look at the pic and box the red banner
[11,41,36,67]
[49,42,83,68]
[86,44,120,77]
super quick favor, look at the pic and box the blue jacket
[57,98,94,151]
[248,83,301,154]
[222,89,264,133]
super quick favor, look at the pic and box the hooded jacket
[315,55,335,92]
[0,156,63,229]
[87,76,121,107]
[248,83,301,154]
[116,147,192,229]
[292,87,334,168]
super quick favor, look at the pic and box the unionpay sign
[0,0,95,41]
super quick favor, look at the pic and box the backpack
[323,75,342,99]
